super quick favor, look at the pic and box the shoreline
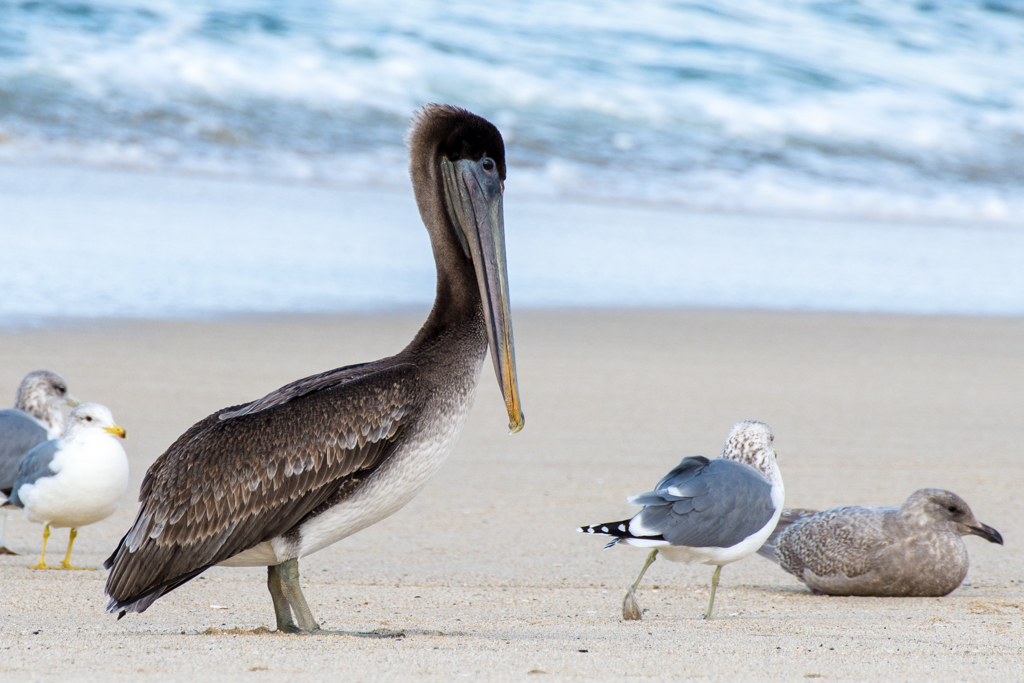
[4,163,1024,321]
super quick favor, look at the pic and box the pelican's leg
[277,558,321,632]
[267,563,300,634]
[622,549,658,621]
[703,565,723,620]
[277,558,402,638]
[28,523,53,569]
[0,509,20,555]
[58,528,92,570]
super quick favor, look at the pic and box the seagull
[756,489,1003,596]
[103,104,525,635]
[579,421,784,620]
[0,370,80,554]
[5,403,128,569]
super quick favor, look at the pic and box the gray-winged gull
[5,403,128,569]
[579,420,784,620]
[756,488,1003,596]
[0,370,80,554]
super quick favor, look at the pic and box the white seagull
[0,370,80,554]
[5,403,129,569]
[579,420,784,620]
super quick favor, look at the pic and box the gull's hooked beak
[966,522,1003,545]
[104,425,127,439]
[442,156,524,433]
[65,394,81,407]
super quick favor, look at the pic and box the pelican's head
[408,104,523,433]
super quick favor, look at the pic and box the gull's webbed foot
[622,590,643,621]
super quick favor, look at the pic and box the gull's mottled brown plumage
[758,489,1003,597]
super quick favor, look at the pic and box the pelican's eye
[482,157,495,172]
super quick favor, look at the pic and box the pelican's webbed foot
[267,559,407,637]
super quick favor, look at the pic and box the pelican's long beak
[966,522,1003,545]
[65,394,81,407]
[104,425,127,439]
[442,156,524,433]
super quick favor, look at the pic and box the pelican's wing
[104,360,420,616]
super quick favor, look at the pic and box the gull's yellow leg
[28,523,53,569]
[703,565,723,620]
[622,549,658,621]
[59,528,92,570]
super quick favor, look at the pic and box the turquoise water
[1,0,1023,222]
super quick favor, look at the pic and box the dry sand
[1,309,1022,681]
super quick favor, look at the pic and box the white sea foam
[1,0,1022,223]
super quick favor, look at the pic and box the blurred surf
[1,0,1023,223]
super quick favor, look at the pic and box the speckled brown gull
[757,489,1003,597]
[0,370,80,554]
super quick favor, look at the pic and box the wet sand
[1,310,1022,681]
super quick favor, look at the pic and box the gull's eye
[482,157,495,172]
[947,505,957,513]
[85,416,93,422]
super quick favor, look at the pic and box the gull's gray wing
[629,457,775,549]
[0,408,50,494]
[7,439,60,507]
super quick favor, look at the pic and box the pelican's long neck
[403,152,486,363]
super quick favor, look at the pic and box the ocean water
[1,0,1023,223]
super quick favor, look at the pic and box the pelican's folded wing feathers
[104,360,420,614]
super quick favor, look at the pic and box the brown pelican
[104,104,524,635]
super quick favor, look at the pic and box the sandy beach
[0,309,1021,681]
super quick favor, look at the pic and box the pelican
[104,104,524,635]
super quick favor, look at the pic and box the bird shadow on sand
[192,626,470,638]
